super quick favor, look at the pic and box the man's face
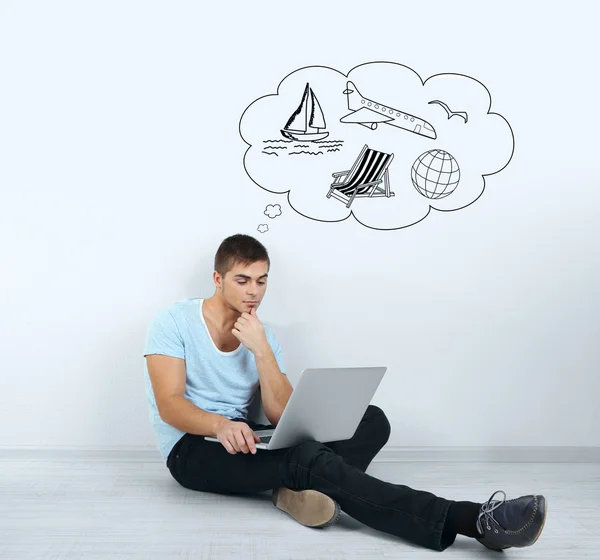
[220,260,269,314]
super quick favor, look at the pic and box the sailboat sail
[283,83,310,132]
[309,88,326,130]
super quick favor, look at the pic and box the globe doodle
[411,150,460,199]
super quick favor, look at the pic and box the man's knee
[365,404,391,445]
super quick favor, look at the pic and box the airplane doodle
[340,80,437,139]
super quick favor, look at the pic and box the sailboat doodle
[281,83,329,142]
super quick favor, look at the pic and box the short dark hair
[214,234,270,278]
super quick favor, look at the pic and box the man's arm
[254,346,293,426]
[146,354,229,436]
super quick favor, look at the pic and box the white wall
[1,0,598,450]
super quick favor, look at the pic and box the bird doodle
[428,100,468,123]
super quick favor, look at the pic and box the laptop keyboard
[259,436,272,443]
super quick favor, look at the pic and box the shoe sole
[528,495,547,546]
[272,488,341,528]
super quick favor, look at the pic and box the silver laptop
[205,366,387,450]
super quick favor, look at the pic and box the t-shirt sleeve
[143,309,185,360]
[267,326,286,375]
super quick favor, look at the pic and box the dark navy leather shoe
[476,490,547,551]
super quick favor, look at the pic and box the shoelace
[476,490,507,535]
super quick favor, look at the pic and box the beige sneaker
[272,488,341,528]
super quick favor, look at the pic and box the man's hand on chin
[232,307,270,356]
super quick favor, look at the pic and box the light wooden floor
[1,453,599,559]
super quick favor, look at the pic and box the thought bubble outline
[240,62,515,231]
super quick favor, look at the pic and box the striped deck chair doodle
[326,144,395,209]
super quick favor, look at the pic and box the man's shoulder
[168,297,201,313]
[150,297,202,327]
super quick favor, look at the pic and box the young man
[143,233,547,552]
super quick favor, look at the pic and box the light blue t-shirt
[143,297,286,461]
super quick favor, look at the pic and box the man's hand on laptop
[216,419,261,455]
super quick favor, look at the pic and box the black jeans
[166,405,457,551]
